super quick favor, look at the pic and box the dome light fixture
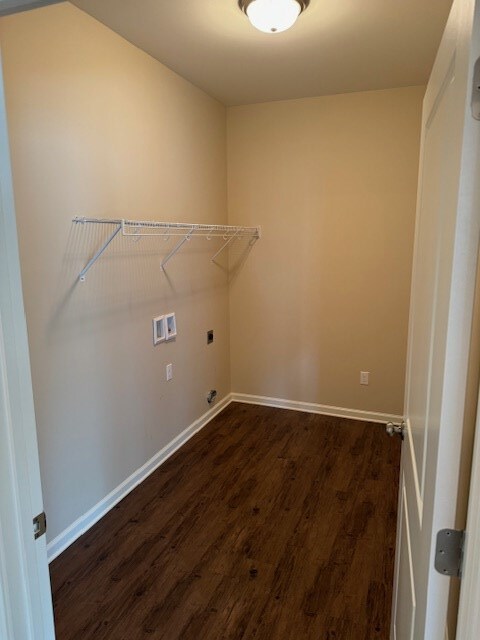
[238,0,310,34]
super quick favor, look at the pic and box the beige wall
[0,3,229,543]
[227,87,424,415]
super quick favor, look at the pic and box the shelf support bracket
[77,223,122,282]
[161,226,195,270]
[211,228,241,262]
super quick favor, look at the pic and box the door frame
[457,385,480,638]
[0,25,55,640]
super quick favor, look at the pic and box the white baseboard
[46,393,233,562]
[48,391,401,562]
[230,392,403,424]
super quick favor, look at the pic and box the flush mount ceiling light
[239,0,310,34]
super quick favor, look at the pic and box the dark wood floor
[50,402,401,640]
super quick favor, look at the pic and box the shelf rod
[211,227,242,262]
[73,216,259,236]
[161,226,195,270]
[78,223,122,282]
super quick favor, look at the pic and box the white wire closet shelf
[73,216,261,282]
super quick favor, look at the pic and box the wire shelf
[73,216,261,281]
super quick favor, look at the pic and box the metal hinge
[434,529,465,578]
[33,512,47,540]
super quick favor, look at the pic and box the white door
[0,45,55,640]
[392,0,480,638]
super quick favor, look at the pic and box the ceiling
[71,0,453,106]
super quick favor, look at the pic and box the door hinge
[434,529,465,578]
[33,511,47,540]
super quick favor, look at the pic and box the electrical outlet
[166,363,173,381]
[207,330,214,344]
[360,371,370,385]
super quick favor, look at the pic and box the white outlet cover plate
[360,371,370,385]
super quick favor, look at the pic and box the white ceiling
[71,0,453,106]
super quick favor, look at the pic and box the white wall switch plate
[360,371,370,385]
[166,363,173,381]
[153,315,165,345]
[165,313,177,341]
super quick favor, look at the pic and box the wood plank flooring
[49,402,401,640]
